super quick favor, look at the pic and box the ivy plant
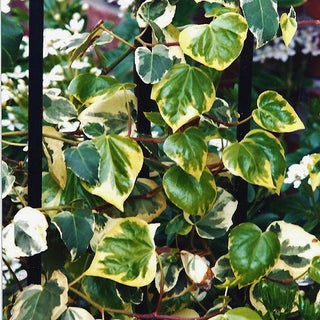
[2,0,320,319]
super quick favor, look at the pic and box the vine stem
[68,273,85,288]
[155,254,165,314]
[2,257,24,292]
[202,113,252,128]
[101,25,136,49]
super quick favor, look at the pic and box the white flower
[2,113,16,131]
[71,57,91,69]
[284,161,309,188]
[6,65,29,79]
[20,35,29,58]
[43,28,72,57]
[1,0,10,13]
[43,65,65,88]
[66,13,85,34]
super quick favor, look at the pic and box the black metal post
[233,31,254,225]
[27,0,44,285]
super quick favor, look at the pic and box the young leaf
[151,64,216,132]
[136,0,176,29]
[225,307,263,319]
[240,0,279,48]
[229,223,280,287]
[58,307,95,320]
[253,90,305,133]
[222,129,286,194]
[83,135,144,211]
[2,160,15,199]
[306,153,320,191]
[10,271,68,320]
[64,140,100,185]
[135,44,172,84]
[194,187,237,239]
[52,209,94,261]
[194,0,238,8]
[85,218,159,287]
[179,13,248,70]
[163,166,217,216]
[163,127,208,181]
[280,7,297,47]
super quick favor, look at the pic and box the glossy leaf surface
[58,307,95,320]
[52,209,94,261]
[151,64,216,132]
[225,307,263,320]
[222,129,286,194]
[85,218,159,286]
[163,166,216,216]
[280,7,297,46]
[307,153,320,191]
[253,91,304,132]
[179,13,248,70]
[229,223,280,287]
[309,256,320,284]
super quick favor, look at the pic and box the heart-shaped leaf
[83,135,144,211]
[85,218,159,287]
[222,129,286,194]
[280,7,297,47]
[151,64,216,132]
[52,209,94,261]
[226,307,263,320]
[59,307,95,320]
[163,127,207,180]
[240,0,278,48]
[253,90,305,133]
[179,13,248,70]
[135,44,172,84]
[229,222,280,287]
[163,166,217,216]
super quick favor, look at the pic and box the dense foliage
[2,0,320,319]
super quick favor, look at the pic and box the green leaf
[81,276,126,309]
[64,141,100,185]
[135,44,172,84]
[194,187,237,239]
[83,135,144,211]
[43,94,78,125]
[58,307,95,320]
[179,13,248,70]
[163,166,217,216]
[309,256,320,284]
[222,129,286,194]
[253,90,304,133]
[137,0,176,28]
[268,221,320,278]
[68,73,119,105]
[240,0,279,48]
[151,64,216,132]
[85,218,159,287]
[280,7,297,46]
[2,160,15,199]
[52,209,94,261]
[194,0,238,8]
[166,214,193,236]
[10,271,68,320]
[42,173,62,218]
[1,13,23,71]
[225,307,263,320]
[307,153,320,191]
[164,127,207,180]
[229,223,280,287]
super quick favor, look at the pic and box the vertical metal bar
[27,0,44,285]
[233,31,254,225]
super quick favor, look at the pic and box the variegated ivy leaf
[229,222,280,287]
[163,24,186,63]
[83,135,143,211]
[267,221,320,279]
[2,160,15,199]
[225,308,263,320]
[52,209,94,261]
[309,256,320,284]
[253,90,305,133]
[43,126,67,190]
[106,178,166,223]
[10,271,68,320]
[151,64,216,132]
[135,44,172,84]
[136,0,176,29]
[78,89,137,137]
[307,153,320,191]
[42,173,62,218]
[280,7,297,47]
[194,187,236,239]
[222,129,286,194]
[155,252,183,293]
[180,250,214,289]
[240,0,279,48]
[2,207,48,258]
[164,127,207,181]
[85,218,159,287]
[212,254,234,283]
[163,166,217,216]
[58,307,95,320]
[179,13,248,71]
[194,0,239,8]
[64,140,99,185]
[43,94,77,125]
